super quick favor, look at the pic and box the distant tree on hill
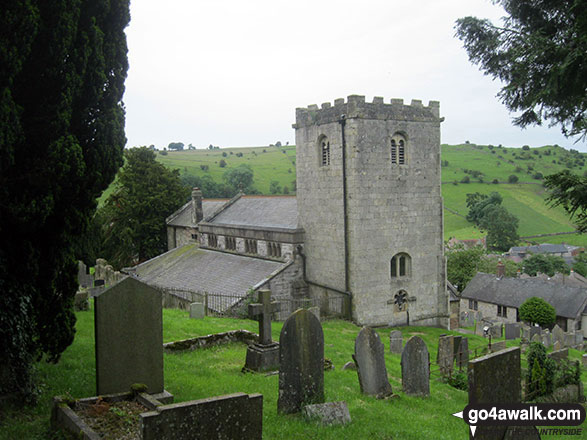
[219,159,227,168]
[508,175,519,183]
[0,0,130,401]
[168,142,184,151]
[270,181,282,194]
[456,1,587,139]
[223,164,254,192]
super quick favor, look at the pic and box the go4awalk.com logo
[453,403,585,437]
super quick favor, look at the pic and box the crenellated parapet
[293,95,440,128]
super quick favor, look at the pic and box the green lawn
[1,307,585,439]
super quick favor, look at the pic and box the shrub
[532,172,543,180]
[520,297,556,326]
[236,152,243,157]
[522,145,530,150]
[219,159,227,168]
[200,164,209,171]
[460,176,470,183]
[492,179,499,184]
[508,175,519,183]
[515,166,523,172]
[159,150,168,156]
[526,342,555,400]
[222,152,227,157]
[447,371,468,391]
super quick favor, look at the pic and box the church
[131,95,449,327]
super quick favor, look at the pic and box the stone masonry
[295,95,448,326]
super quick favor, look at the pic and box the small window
[391,134,407,165]
[469,299,478,311]
[268,242,281,258]
[191,234,197,240]
[319,135,330,166]
[390,253,411,278]
[245,239,257,255]
[497,305,508,318]
[208,234,218,248]
[225,236,236,251]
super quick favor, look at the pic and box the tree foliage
[0,0,130,401]
[97,148,189,269]
[223,164,254,192]
[168,142,184,151]
[455,0,587,139]
[522,253,569,276]
[544,170,587,232]
[446,246,486,291]
[519,297,556,326]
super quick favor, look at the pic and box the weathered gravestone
[389,330,403,354]
[583,354,587,368]
[475,321,486,337]
[452,335,462,362]
[456,337,469,369]
[542,330,552,348]
[574,333,583,347]
[489,323,502,339]
[245,290,280,372]
[468,347,523,440]
[302,401,351,426]
[531,333,542,344]
[437,335,454,376]
[308,306,321,321]
[553,340,562,351]
[552,324,565,347]
[490,340,507,352]
[141,392,263,440]
[74,291,89,311]
[548,348,569,363]
[460,312,475,327]
[95,277,166,397]
[353,327,393,398]
[529,326,541,341]
[564,333,575,348]
[77,261,93,288]
[278,309,324,414]
[401,336,429,396]
[504,323,520,340]
[189,302,205,319]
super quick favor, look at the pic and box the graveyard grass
[2,308,586,440]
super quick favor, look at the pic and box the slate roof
[167,199,228,228]
[208,195,299,230]
[509,244,569,255]
[460,272,587,319]
[130,244,288,300]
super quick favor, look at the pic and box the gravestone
[460,312,475,327]
[575,333,583,347]
[452,335,462,361]
[302,401,351,426]
[504,323,520,340]
[245,290,280,372]
[553,341,562,351]
[529,326,541,341]
[542,330,552,348]
[531,333,541,344]
[468,347,522,440]
[389,330,403,354]
[401,336,430,396]
[475,321,486,337]
[490,341,507,352]
[189,302,205,319]
[583,354,587,368]
[456,337,469,369]
[564,333,575,348]
[552,324,564,347]
[342,361,356,371]
[74,291,89,311]
[353,327,393,398]
[278,309,324,414]
[141,392,262,440]
[521,325,530,341]
[489,323,502,339]
[548,348,569,363]
[95,277,165,396]
[77,261,93,288]
[436,335,454,376]
[308,306,321,321]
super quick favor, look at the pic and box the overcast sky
[124,0,586,152]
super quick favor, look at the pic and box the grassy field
[1,307,585,440]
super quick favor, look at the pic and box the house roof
[508,244,569,255]
[129,244,288,299]
[167,199,228,228]
[460,272,587,319]
[208,195,299,230]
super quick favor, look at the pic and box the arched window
[318,135,330,166]
[391,134,407,165]
[391,253,411,278]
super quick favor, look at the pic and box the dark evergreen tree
[0,1,130,402]
[544,170,587,232]
[455,0,587,139]
[98,148,189,269]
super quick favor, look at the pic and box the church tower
[294,95,448,327]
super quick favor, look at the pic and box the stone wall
[257,257,305,300]
[295,95,448,327]
[167,225,197,250]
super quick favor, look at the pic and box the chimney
[192,187,203,224]
[496,260,505,278]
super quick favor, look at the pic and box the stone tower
[294,95,448,327]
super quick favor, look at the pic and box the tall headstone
[475,321,486,337]
[490,341,507,352]
[564,333,575,348]
[542,330,552,348]
[529,326,541,341]
[552,324,564,347]
[189,302,205,319]
[353,327,393,398]
[245,290,280,372]
[401,336,430,396]
[504,323,520,340]
[452,335,462,362]
[489,323,502,339]
[437,335,454,376]
[389,330,403,354]
[531,333,541,344]
[95,277,164,395]
[278,309,324,414]
[468,347,522,440]
[456,337,469,369]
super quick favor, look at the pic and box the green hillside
[98,143,587,247]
